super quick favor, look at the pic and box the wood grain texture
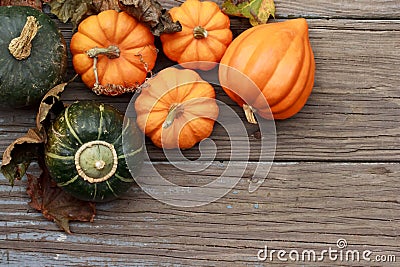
[1,1,400,266]
[0,162,399,266]
[165,0,400,19]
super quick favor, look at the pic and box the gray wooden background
[0,0,399,266]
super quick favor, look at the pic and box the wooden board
[0,0,399,266]
[1,162,399,266]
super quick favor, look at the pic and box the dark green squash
[0,6,67,108]
[45,101,144,202]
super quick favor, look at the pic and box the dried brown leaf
[47,0,119,27]
[27,162,96,234]
[36,82,69,135]
[119,0,182,36]
[1,128,43,186]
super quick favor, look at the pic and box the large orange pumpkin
[219,18,315,122]
[135,67,219,149]
[70,10,157,96]
[160,0,232,70]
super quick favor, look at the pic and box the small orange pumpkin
[70,10,157,96]
[135,67,219,149]
[160,0,232,70]
[219,18,315,122]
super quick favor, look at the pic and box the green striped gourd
[45,101,143,202]
[0,6,67,108]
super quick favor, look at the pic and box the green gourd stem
[74,140,118,183]
[163,103,183,129]
[8,16,40,60]
[243,104,258,124]
[193,26,208,39]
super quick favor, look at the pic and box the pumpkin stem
[86,45,120,59]
[74,140,118,183]
[193,26,208,39]
[8,16,40,60]
[243,104,258,124]
[163,103,183,129]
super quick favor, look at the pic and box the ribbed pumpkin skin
[45,101,143,202]
[160,0,232,70]
[70,10,157,95]
[0,6,67,108]
[219,18,315,120]
[135,68,219,149]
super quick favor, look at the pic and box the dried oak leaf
[27,163,96,234]
[119,0,182,36]
[2,81,96,234]
[47,0,119,28]
[36,82,69,135]
[1,83,69,186]
[1,129,43,186]
[0,0,42,9]
[222,0,275,26]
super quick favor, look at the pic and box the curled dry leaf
[36,82,70,135]
[1,81,96,234]
[1,128,43,186]
[119,0,182,36]
[27,161,96,234]
[47,0,119,27]
[1,82,68,186]
[222,0,275,26]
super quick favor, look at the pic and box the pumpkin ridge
[181,0,200,26]
[97,104,104,140]
[96,11,115,45]
[202,35,228,61]
[105,180,118,198]
[198,1,220,28]
[113,117,130,145]
[79,16,107,46]
[258,33,301,106]
[269,38,311,113]
[120,51,146,73]
[202,8,228,30]
[57,174,79,187]
[115,173,134,183]
[64,105,83,145]
[163,35,193,60]
[272,46,315,119]
[97,56,109,85]
[114,13,138,45]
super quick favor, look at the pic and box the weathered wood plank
[162,0,400,19]
[0,162,399,266]
[1,19,399,161]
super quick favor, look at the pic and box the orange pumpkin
[160,0,232,70]
[70,10,157,96]
[135,67,219,149]
[219,18,315,122]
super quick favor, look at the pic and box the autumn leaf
[47,0,119,28]
[27,161,96,234]
[119,0,182,36]
[1,129,43,186]
[1,81,96,233]
[222,0,275,26]
[36,82,70,135]
[1,82,69,185]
